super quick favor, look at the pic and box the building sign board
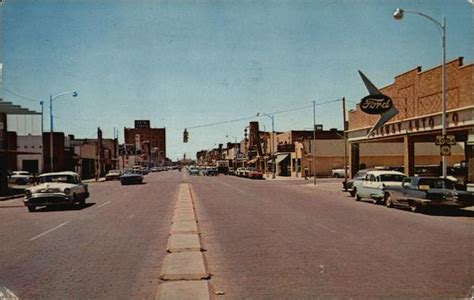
[440,145,451,156]
[358,71,399,136]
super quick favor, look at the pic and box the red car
[248,168,264,179]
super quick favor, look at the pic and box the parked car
[105,169,122,181]
[353,170,405,204]
[23,171,89,212]
[248,168,264,179]
[227,167,235,175]
[383,177,474,212]
[343,169,373,197]
[9,171,33,185]
[235,167,245,177]
[331,167,348,178]
[188,167,199,176]
[203,167,218,176]
[120,170,144,185]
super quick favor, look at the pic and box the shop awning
[247,157,258,164]
[275,154,289,164]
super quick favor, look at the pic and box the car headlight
[25,190,32,198]
[64,188,71,195]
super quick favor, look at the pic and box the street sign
[446,135,456,145]
[435,135,445,146]
[435,134,456,146]
[440,145,451,156]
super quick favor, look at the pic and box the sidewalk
[83,177,106,183]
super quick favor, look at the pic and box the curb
[155,183,211,300]
[0,194,24,201]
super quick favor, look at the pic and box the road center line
[97,201,111,208]
[29,221,70,241]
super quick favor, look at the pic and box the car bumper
[24,194,74,206]
[416,199,474,208]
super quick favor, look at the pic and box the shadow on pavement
[35,203,96,212]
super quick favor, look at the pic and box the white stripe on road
[97,201,111,209]
[29,221,70,241]
[0,286,19,299]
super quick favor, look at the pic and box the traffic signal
[183,129,189,143]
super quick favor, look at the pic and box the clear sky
[1,0,472,160]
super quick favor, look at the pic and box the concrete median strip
[156,182,211,299]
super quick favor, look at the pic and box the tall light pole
[393,8,447,179]
[49,91,78,171]
[257,112,275,179]
[312,101,316,185]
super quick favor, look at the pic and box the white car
[10,171,33,185]
[331,167,348,178]
[23,171,90,212]
[353,170,406,204]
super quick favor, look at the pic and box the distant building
[0,99,43,174]
[124,120,166,167]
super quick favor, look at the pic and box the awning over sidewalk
[247,157,258,164]
[275,154,289,164]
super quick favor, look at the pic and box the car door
[361,174,374,197]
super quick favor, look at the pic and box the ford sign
[360,94,393,114]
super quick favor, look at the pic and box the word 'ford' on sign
[360,94,393,114]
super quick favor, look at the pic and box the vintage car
[203,167,218,176]
[383,177,474,212]
[9,171,34,185]
[120,170,144,185]
[248,168,264,179]
[353,170,406,204]
[105,169,122,181]
[23,171,89,212]
[343,169,374,197]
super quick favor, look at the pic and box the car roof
[39,171,79,177]
[365,170,405,176]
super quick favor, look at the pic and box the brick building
[347,57,473,185]
[124,120,166,165]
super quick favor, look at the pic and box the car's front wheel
[354,189,361,201]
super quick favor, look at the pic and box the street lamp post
[49,91,78,172]
[257,112,275,179]
[393,8,447,179]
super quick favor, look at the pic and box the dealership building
[347,57,473,185]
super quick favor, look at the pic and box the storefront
[347,57,473,186]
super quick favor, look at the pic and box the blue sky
[1,0,472,159]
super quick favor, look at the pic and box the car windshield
[39,175,77,184]
[418,179,454,190]
[379,174,405,182]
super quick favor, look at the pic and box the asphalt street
[0,172,473,299]
[0,171,179,299]
[190,175,474,299]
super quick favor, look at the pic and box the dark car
[120,171,144,185]
[383,177,474,212]
[248,168,264,179]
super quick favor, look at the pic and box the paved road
[0,171,181,299]
[1,172,472,299]
[190,175,474,299]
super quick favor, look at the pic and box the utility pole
[342,97,348,188]
[313,101,316,186]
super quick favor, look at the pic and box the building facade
[347,57,473,185]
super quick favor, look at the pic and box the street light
[257,112,276,179]
[49,91,78,171]
[393,8,447,179]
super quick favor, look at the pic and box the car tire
[355,192,361,201]
[385,194,394,208]
[79,196,86,208]
[409,201,421,213]
[27,206,36,212]
[372,198,380,205]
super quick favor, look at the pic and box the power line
[187,115,258,130]
[3,87,39,102]
[269,99,342,115]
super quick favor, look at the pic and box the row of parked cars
[233,167,264,179]
[343,169,473,212]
